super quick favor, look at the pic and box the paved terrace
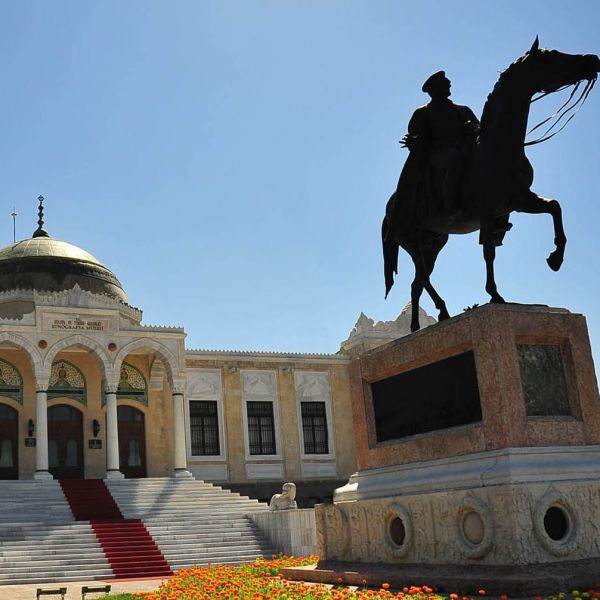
[0,576,165,599]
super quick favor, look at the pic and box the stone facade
[183,351,356,503]
[0,286,187,481]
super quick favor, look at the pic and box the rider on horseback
[400,70,479,218]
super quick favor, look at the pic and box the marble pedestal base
[309,305,600,592]
[319,446,600,566]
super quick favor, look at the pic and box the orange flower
[478,591,486,597]
[382,583,391,589]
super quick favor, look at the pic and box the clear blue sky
[0,1,598,371]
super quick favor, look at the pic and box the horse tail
[382,214,399,299]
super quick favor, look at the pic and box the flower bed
[108,557,600,600]
[130,556,444,600]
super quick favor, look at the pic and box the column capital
[171,375,186,395]
[35,377,50,392]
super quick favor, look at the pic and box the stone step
[0,556,110,569]
[0,477,274,584]
[0,543,104,555]
[0,568,114,583]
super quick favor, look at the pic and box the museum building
[0,200,387,502]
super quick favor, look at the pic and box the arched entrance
[0,403,18,480]
[118,405,147,478]
[48,404,84,479]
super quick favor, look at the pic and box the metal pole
[10,208,17,242]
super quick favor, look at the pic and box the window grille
[301,401,329,454]
[247,401,276,455]
[190,401,220,456]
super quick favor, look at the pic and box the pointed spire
[32,195,49,238]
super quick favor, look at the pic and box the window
[190,401,220,456]
[301,401,329,454]
[294,371,335,459]
[247,401,276,455]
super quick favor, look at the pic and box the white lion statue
[269,482,298,511]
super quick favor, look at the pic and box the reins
[525,77,596,146]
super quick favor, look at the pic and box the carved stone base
[33,470,54,481]
[318,447,600,566]
[104,469,125,480]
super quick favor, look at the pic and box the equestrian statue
[382,38,599,332]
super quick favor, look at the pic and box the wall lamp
[92,419,101,438]
[28,419,35,437]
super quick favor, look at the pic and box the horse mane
[480,54,528,133]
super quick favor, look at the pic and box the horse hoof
[547,252,563,272]
[490,294,506,304]
[410,323,420,333]
[438,309,450,321]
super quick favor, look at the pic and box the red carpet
[60,480,172,579]
[59,479,123,520]
[91,520,172,579]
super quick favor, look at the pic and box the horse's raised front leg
[515,191,567,271]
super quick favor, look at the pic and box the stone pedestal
[311,305,600,593]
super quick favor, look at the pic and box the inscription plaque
[371,351,482,442]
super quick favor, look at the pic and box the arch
[0,396,24,413]
[0,332,43,381]
[44,334,113,380]
[116,398,149,413]
[114,339,181,390]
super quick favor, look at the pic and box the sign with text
[89,439,102,449]
[43,313,111,333]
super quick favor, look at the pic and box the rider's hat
[422,70,447,93]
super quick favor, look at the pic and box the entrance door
[118,405,147,478]
[0,403,18,480]
[48,404,84,479]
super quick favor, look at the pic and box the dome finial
[32,195,49,238]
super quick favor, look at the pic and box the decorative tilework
[0,358,23,404]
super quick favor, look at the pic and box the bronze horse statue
[383,39,600,332]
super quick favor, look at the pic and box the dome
[0,236,127,302]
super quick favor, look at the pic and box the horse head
[520,37,599,95]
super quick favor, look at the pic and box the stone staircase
[0,481,112,585]
[0,478,274,585]
[105,478,274,569]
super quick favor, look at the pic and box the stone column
[173,392,192,478]
[34,389,53,480]
[105,390,124,479]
